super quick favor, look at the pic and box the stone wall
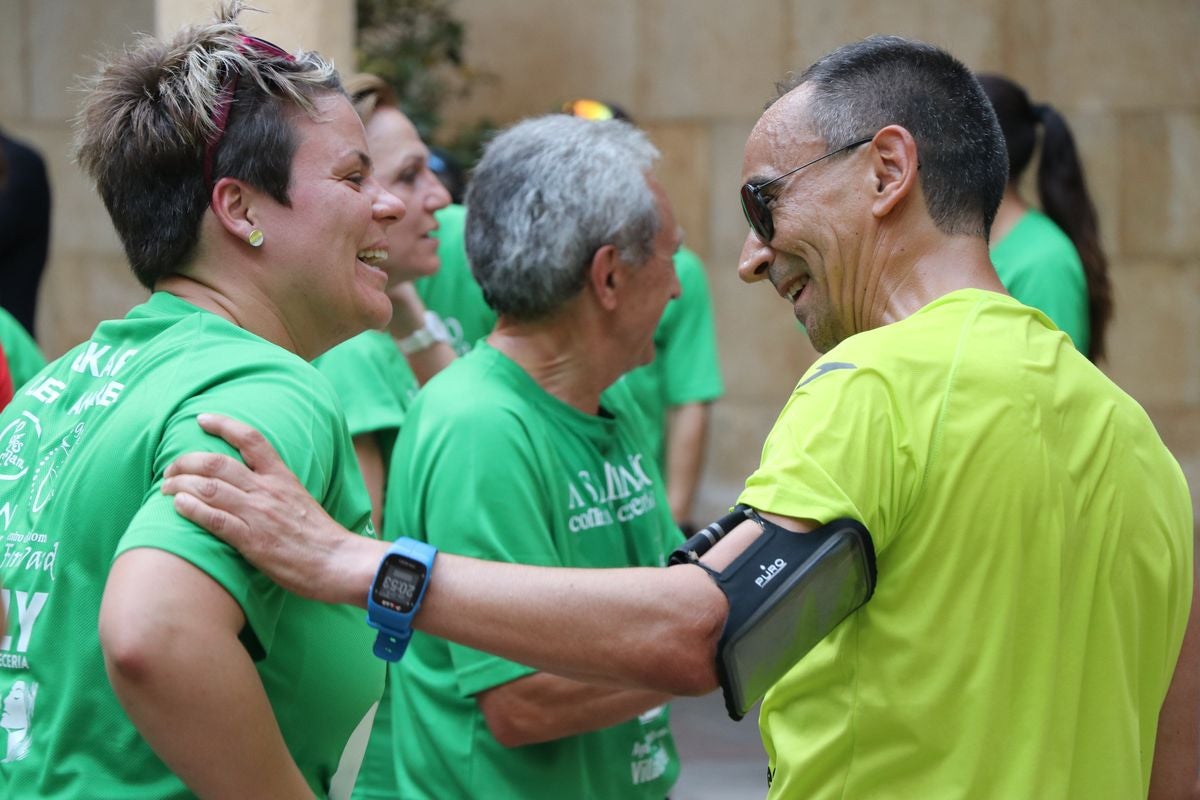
[2,0,1197,521]
[0,0,353,358]
[441,0,1200,522]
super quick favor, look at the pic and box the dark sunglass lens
[740,184,772,243]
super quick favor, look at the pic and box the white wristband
[395,311,451,354]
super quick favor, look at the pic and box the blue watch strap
[367,536,437,662]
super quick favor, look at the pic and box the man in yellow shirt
[163,35,1196,798]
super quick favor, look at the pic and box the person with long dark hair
[978,74,1113,361]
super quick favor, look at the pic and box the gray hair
[464,115,661,321]
[774,35,1007,240]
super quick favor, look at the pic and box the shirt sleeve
[313,334,410,440]
[736,360,921,554]
[392,399,557,696]
[115,360,347,658]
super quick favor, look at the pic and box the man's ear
[868,125,920,219]
[587,243,624,312]
[209,177,260,243]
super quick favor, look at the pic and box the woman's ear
[868,125,920,219]
[209,177,260,244]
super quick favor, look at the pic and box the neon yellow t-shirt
[739,289,1192,799]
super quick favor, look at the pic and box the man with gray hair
[352,113,685,799]
[165,35,1196,798]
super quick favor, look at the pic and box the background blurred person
[416,98,725,533]
[314,73,453,534]
[0,130,51,339]
[978,73,1113,361]
[362,114,685,799]
[0,2,404,796]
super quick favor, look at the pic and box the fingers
[194,414,287,475]
[172,491,252,547]
[164,450,247,483]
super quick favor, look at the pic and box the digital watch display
[372,555,427,613]
[367,537,437,662]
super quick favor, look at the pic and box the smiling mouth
[784,277,808,303]
[357,248,388,265]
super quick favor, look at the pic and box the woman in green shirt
[979,74,1113,361]
[313,73,453,532]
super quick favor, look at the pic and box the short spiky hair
[73,0,343,288]
[774,35,1007,240]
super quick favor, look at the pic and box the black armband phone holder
[670,509,877,721]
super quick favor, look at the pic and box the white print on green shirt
[0,677,38,763]
[566,454,658,533]
[0,590,48,655]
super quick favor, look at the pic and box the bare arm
[476,672,671,747]
[665,401,711,524]
[162,414,734,695]
[352,434,385,533]
[1148,527,1200,800]
[99,548,310,798]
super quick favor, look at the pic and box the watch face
[373,555,427,613]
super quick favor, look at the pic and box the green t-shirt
[738,289,1192,799]
[0,292,384,798]
[418,203,497,355]
[990,208,1089,354]
[356,343,681,800]
[618,245,724,470]
[0,305,46,389]
[424,205,724,471]
[313,329,419,471]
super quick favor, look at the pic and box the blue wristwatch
[367,537,437,661]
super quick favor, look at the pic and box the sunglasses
[202,35,296,191]
[740,137,872,244]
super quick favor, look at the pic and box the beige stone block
[1119,112,1200,259]
[989,0,1050,83]
[29,0,155,122]
[1103,259,1200,409]
[0,0,31,118]
[1043,0,1200,110]
[157,0,356,70]
[701,397,795,517]
[636,0,790,119]
[442,0,638,129]
[1061,110,1121,258]
[642,122,711,259]
[708,117,758,271]
[38,250,147,359]
[785,0,1003,79]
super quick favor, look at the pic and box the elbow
[99,611,158,689]
[477,691,555,749]
[631,572,726,696]
[660,613,723,697]
[484,715,539,749]
[98,599,180,693]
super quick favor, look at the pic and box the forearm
[477,671,671,747]
[402,341,456,385]
[665,402,711,523]
[416,555,726,695]
[100,549,310,798]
